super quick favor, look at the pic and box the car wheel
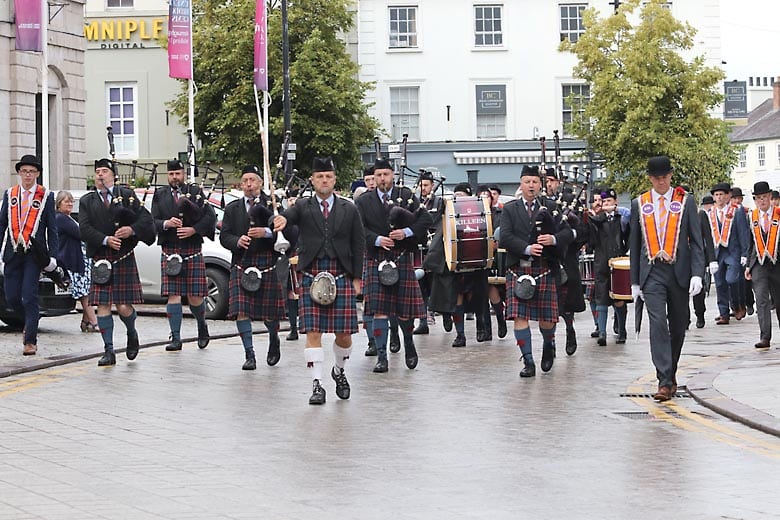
[0,316,25,330]
[205,267,229,320]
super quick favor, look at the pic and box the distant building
[0,0,86,189]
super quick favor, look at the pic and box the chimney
[774,76,780,111]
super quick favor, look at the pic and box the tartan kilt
[160,245,208,297]
[228,250,285,321]
[89,251,143,306]
[363,252,425,320]
[505,266,558,323]
[299,257,358,334]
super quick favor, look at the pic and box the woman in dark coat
[56,190,98,332]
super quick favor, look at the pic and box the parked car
[71,188,238,320]
[0,265,76,328]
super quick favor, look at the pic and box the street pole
[281,0,293,182]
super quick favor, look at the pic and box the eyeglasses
[19,169,38,175]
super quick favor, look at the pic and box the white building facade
[355,0,722,191]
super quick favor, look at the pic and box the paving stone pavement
[1,294,780,518]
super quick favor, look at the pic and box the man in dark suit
[273,156,365,405]
[0,154,60,356]
[152,159,216,352]
[693,195,717,328]
[629,156,705,402]
[78,158,156,366]
[499,165,573,377]
[412,170,442,335]
[744,181,780,348]
[354,158,432,373]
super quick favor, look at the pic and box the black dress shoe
[197,324,210,349]
[97,351,116,367]
[452,334,466,348]
[242,356,257,370]
[476,329,486,342]
[565,330,577,356]
[309,379,326,405]
[364,339,377,357]
[755,339,771,348]
[497,318,507,339]
[616,334,627,345]
[477,332,492,342]
[389,333,401,353]
[519,361,536,378]
[540,346,555,372]
[331,368,350,400]
[286,330,299,341]
[413,323,429,335]
[443,314,453,332]
[404,342,418,369]
[126,334,139,360]
[267,335,281,366]
[597,334,606,346]
[695,317,705,329]
[165,340,183,352]
[373,358,388,373]
[590,327,600,338]
[747,304,755,316]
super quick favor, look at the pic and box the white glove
[631,284,643,302]
[689,276,703,297]
[44,257,57,272]
[740,256,747,267]
[708,261,718,275]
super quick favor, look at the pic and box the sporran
[310,271,337,305]
[164,254,183,276]
[378,260,399,286]
[92,259,112,285]
[240,267,263,292]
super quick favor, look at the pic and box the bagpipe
[539,129,591,222]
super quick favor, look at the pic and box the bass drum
[443,195,495,272]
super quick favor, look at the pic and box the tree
[172,0,380,187]
[560,0,738,196]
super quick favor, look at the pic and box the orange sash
[638,188,686,263]
[7,184,48,251]
[751,207,780,265]
[709,203,737,247]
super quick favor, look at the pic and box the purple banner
[254,0,267,91]
[168,0,192,79]
[14,0,42,52]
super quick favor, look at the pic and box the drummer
[588,187,630,345]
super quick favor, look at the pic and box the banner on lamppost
[14,0,42,52]
[168,0,192,79]
[254,0,268,91]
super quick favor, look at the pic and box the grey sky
[720,0,780,81]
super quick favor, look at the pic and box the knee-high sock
[167,303,183,341]
[514,327,533,363]
[287,298,299,332]
[364,315,374,342]
[596,305,609,335]
[389,316,399,338]
[614,305,627,335]
[237,319,254,357]
[398,318,414,344]
[305,347,324,381]
[492,301,505,322]
[264,320,279,339]
[454,304,465,335]
[119,310,138,339]
[540,324,557,348]
[373,317,389,358]
[562,312,574,331]
[97,315,114,352]
[189,301,207,330]
[333,343,352,371]
[590,300,599,326]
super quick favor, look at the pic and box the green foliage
[559,0,738,197]
[170,0,380,189]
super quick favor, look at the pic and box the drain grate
[620,392,691,399]
[613,410,681,419]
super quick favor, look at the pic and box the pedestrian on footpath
[152,159,216,352]
[78,159,156,366]
[744,181,780,348]
[0,155,60,356]
[629,156,704,401]
[273,156,365,405]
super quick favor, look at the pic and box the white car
[71,188,239,319]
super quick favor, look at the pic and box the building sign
[475,85,506,115]
[724,81,747,119]
[14,0,42,51]
[83,17,166,49]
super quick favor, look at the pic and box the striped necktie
[762,212,770,235]
[658,195,668,243]
[20,190,30,219]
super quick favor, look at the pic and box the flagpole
[187,0,196,183]
[41,0,49,187]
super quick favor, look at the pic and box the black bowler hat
[772,190,780,199]
[94,158,115,172]
[373,158,393,171]
[731,187,744,198]
[701,195,714,205]
[363,165,375,178]
[312,156,336,173]
[647,156,673,176]
[710,182,731,195]
[521,165,540,178]
[167,158,185,171]
[453,182,472,196]
[15,154,42,173]
[753,181,772,196]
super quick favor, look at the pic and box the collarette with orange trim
[708,203,737,248]
[7,184,48,252]
[751,207,780,265]
[638,187,686,263]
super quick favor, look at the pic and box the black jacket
[78,186,155,258]
[55,212,84,273]
[152,184,217,247]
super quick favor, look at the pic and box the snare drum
[608,256,632,300]
[488,247,507,285]
[579,252,595,286]
[443,195,495,272]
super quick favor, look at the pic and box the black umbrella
[634,296,644,339]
